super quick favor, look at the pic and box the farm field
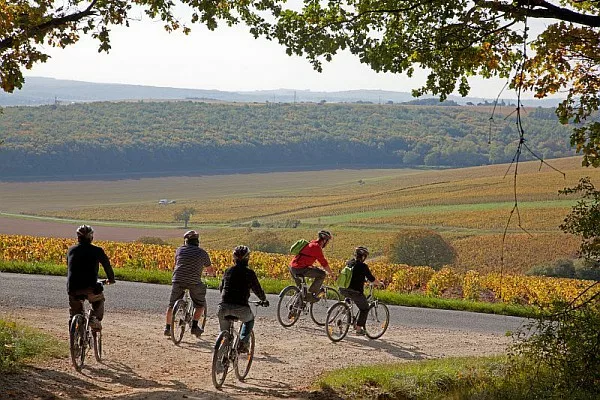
[0,156,595,273]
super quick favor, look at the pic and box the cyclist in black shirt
[67,225,115,331]
[339,246,383,335]
[217,246,268,352]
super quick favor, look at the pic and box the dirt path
[0,306,511,399]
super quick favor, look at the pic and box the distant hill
[0,77,562,108]
[0,100,574,180]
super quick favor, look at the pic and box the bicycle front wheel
[364,302,390,339]
[170,299,187,345]
[93,330,102,362]
[69,314,86,370]
[310,286,341,326]
[234,331,255,381]
[276,286,302,328]
[212,331,231,389]
[325,302,351,342]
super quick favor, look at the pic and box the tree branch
[0,0,99,52]
[481,0,600,27]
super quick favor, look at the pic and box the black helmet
[233,245,251,261]
[76,225,94,241]
[183,230,199,241]
[318,230,332,241]
[354,246,369,259]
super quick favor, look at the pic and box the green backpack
[336,263,354,288]
[290,239,310,255]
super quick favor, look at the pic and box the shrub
[526,259,575,278]
[508,291,600,398]
[136,236,168,246]
[387,229,457,270]
[574,258,600,281]
[245,230,287,254]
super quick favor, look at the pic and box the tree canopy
[2,1,600,163]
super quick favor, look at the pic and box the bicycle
[276,275,341,327]
[69,280,112,371]
[325,282,390,342]
[211,300,269,389]
[170,288,208,345]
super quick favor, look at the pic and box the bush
[508,291,600,398]
[526,258,575,278]
[136,236,168,246]
[245,230,288,254]
[574,258,600,281]
[387,229,457,270]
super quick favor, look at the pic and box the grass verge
[315,356,509,400]
[314,355,598,400]
[0,260,537,318]
[0,318,67,373]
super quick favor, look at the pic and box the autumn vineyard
[2,234,597,308]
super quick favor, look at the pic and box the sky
[24,12,553,100]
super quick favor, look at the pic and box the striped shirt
[172,245,212,285]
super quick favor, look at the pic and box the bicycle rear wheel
[234,330,255,381]
[310,286,341,326]
[364,302,390,339]
[276,286,302,328]
[170,299,187,345]
[69,314,86,370]
[93,330,102,362]
[212,331,231,389]
[325,302,351,342]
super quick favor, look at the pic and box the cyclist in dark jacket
[67,225,115,331]
[339,246,383,335]
[218,246,268,352]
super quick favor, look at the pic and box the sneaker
[89,317,102,331]
[191,326,204,337]
[355,326,366,336]
[163,327,171,336]
[306,293,320,304]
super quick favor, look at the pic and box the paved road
[0,272,527,335]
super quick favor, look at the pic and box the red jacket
[290,240,329,269]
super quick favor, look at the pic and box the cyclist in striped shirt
[164,230,214,337]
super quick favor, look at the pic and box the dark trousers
[340,288,369,327]
[290,266,326,294]
[69,288,105,321]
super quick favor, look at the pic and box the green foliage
[245,230,288,254]
[560,177,600,263]
[173,207,196,228]
[387,229,457,270]
[0,102,574,178]
[507,293,600,398]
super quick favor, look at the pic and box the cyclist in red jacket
[289,230,333,303]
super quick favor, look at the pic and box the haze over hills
[0,77,562,107]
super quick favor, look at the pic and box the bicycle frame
[211,300,264,389]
